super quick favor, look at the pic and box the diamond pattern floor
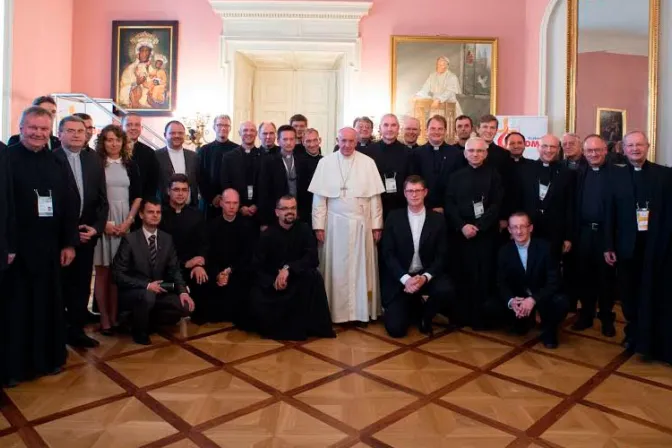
[2,306,672,448]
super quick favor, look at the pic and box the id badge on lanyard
[636,202,649,232]
[35,189,54,217]
[384,172,397,194]
[539,182,550,201]
[473,196,485,219]
[247,185,254,200]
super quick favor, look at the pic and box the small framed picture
[596,107,626,144]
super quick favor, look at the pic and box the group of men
[1,94,672,387]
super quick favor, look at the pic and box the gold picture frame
[566,0,659,160]
[596,107,627,144]
[391,35,498,144]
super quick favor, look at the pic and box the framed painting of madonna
[391,35,498,144]
[111,21,179,116]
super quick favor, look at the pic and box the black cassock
[638,170,672,363]
[204,215,259,325]
[0,148,14,278]
[297,152,322,226]
[249,222,334,340]
[1,143,79,384]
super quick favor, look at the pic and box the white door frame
[209,1,372,128]
[0,0,14,139]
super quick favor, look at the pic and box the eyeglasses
[404,189,425,195]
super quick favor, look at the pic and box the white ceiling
[238,50,343,70]
[578,0,649,36]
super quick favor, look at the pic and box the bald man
[401,117,421,149]
[220,121,262,221]
[517,134,576,259]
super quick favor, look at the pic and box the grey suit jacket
[155,147,199,205]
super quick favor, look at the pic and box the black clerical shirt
[159,205,207,265]
[581,167,605,224]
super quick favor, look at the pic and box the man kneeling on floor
[112,198,195,345]
[488,212,569,348]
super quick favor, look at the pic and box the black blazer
[7,134,60,150]
[0,149,14,270]
[413,143,462,209]
[501,156,532,219]
[380,209,447,305]
[155,147,199,205]
[517,161,575,244]
[220,146,263,207]
[112,229,187,294]
[604,161,669,259]
[53,148,109,237]
[497,238,560,306]
[258,152,307,226]
[130,141,160,200]
[196,139,238,204]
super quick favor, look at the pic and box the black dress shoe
[132,332,152,345]
[541,332,559,349]
[601,321,616,338]
[571,317,593,331]
[418,319,434,336]
[622,337,636,352]
[67,333,100,348]
[3,378,19,388]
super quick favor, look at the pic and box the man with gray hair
[401,116,421,149]
[1,107,79,386]
[259,121,279,155]
[197,114,238,220]
[445,136,503,328]
[561,132,585,170]
[309,127,385,324]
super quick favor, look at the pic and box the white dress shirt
[400,207,433,285]
[168,148,186,174]
[142,227,158,246]
[508,239,531,309]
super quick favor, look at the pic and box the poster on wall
[391,35,498,144]
[494,115,548,160]
[111,20,179,116]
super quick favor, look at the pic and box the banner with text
[494,115,548,160]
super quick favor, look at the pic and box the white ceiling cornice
[209,1,373,21]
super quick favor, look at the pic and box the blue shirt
[516,240,530,272]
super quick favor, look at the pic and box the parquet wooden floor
[2,305,672,448]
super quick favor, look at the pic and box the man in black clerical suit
[122,113,160,201]
[7,96,61,150]
[603,131,668,350]
[561,133,586,171]
[159,174,208,310]
[500,132,532,223]
[491,212,569,348]
[54,116,109,348]
[359,114,414,218]
[570,135,616,336]
[401,116,420,149]
[249,195,334,340]
[112,198,195,345]
[0,145,14,285]
[517,134,575,259]
[381,175,454,337]
[289,113,308,156]
[156,121,200,206]
[197,114,238,220]
[258,125,307,228]
[334,116,376,152]
[2,107,79,387]
[413,115,461,213]
[297,128,323,225]
[221,121,262,223]
[203,188,259,326]
[445,137,503,329]
[259,122,279,155]
[450,115,474,151]
[476,114,509,176]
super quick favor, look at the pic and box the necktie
[148,235,157,266]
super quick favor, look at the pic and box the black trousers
[61,242,95,335]
[575,225,615,323]
[485,293,569,335]
[383,275,454,338]
[119,289,190,334]
[618,233,647,340]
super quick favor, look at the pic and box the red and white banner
[494,116,548,160]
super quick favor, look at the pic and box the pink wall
[10,0,73,133]
[576,52,648,139]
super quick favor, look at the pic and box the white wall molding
[0,0,14,139]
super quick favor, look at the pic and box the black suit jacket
[196,139,238,204]
[258,152,308,226]
[604,161,669,259]
[380,209,447,305]
[155,147,199,205]
[501,156,532,219]
[53,148,109,236]
[518,161,575,245]
[7,134,60,150]
[412,143,462,209]
[130,141,160,200]
[220,146,263,207]
[497,238,560,306]
[0,149,14,270]
[112,229,187,294]
[573,162,611,237]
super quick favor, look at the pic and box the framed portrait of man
[111,21,179,116]
[596,107,626,144]
[391,36,498,144]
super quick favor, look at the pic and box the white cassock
[415,70,463,116]
[309,151,385,323]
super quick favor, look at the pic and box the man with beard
[259,122,279,155]
[220,121,262,222]
[360,114,414,218]
[249,195,335,340]
[1,107,79,386]
[297,128,323,226]
[122,113,160,201]
[445,137,503,329]
[156,121,199,206]
[401,116,421,149]
[451,115,474,150]
[197,114,238,220]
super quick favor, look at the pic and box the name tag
[38,196,54,217]
[473,200,485,219]
[539,183,549,201]
[385,177,397,194]
[247,185,254,200]
[637,209,649,231]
